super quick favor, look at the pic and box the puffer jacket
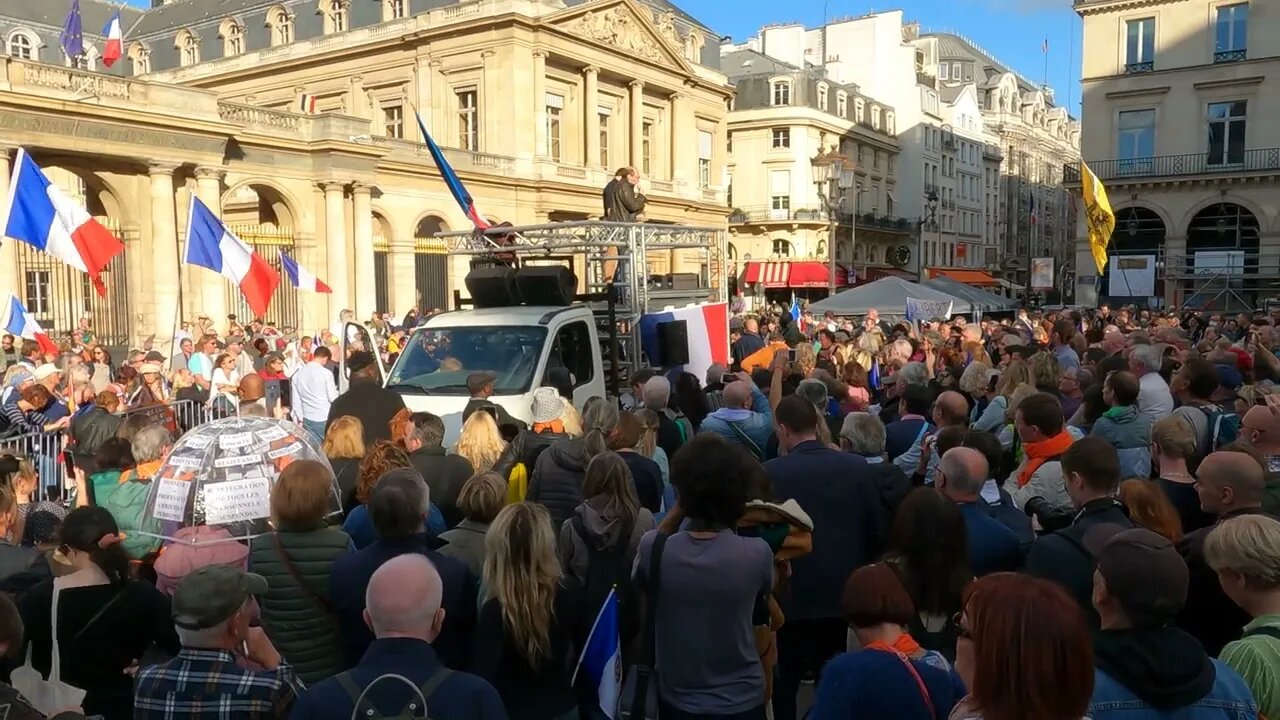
[528,439,589,527]
[69,406,121,474]
[492,428,572,481]
[1091,405,1153,479]
[94,469,162,560]
[557,500,655,586]
[248,528,351,684]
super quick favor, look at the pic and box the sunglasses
[951,612,971,641]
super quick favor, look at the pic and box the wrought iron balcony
[1124,61,1154,74]
[844,212,914,232]
[728,205,832,223]
[1214,49,1247,63]
[1063,148,1280,183]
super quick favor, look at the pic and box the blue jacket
[958,501,1023,576]
[885,416,930,467]
[1092,405,1153,479]
[288,638,507,720]
[1091,659,1257,720]
[698,383,772,457]
[343,504,447,550]
[766,441,887,620]
[329,535,477,671]
[810,649,965,720]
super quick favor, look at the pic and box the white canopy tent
[809,277,973,318]
[923,278,1020,313]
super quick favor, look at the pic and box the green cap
[172,565,269,630]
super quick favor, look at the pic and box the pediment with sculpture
[548,0,695,71]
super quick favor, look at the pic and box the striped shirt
[134,648,303,720]
[1219,614,1280,720]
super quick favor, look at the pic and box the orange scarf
[1017,431,1074,487]
[864,634,924,657]
[533,419,565,434]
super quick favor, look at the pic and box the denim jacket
[1089,660,1258,720]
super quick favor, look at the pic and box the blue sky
[121,0,1080,113]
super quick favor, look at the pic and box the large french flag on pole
[101,10,123,68]
[184,197,280,318]
[638,302,730,383]
[572,588,621,719]
[4,295,59,356]
[1,149,125,296]
[280,252,331,294]
[413,110,490,229]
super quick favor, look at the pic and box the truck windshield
[386,325,548,394]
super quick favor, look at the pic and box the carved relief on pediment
[565,6,662,62]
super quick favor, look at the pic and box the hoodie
[557,499,656,587]
[1091,405,1152,479]
[1093,627,1215,710]
[527,439,589,527]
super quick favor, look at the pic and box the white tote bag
[11,577,88,715]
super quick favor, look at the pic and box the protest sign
[905,297,954,322]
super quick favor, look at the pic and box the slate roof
[720,48,802,78]
[2,0,144,37]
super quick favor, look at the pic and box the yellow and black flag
[1080,161,1115,274]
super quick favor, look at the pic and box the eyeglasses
[951,612,971,640]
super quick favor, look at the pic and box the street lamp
[812,148,856,295]
[919,189,939,281]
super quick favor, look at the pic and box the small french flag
[298,94,317,114]
[184,197,280,318]
[4,295,59,356]
[280,252,331,294]
[1,148,125,296]
[101,10,123,68]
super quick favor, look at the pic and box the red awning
[929,268,999,286]
[743,261,847,289]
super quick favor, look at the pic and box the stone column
[428,59,445,138]
[481,49,498,153]
[351,183,376,318]
[532,50,548,158]
[149,164,181,352]
[389,235,417,318]
[193,167,226,324]
[0,146,19,303]
[670,92,689,183]
[584,66,600,167]
[321,182,350,320]
[629,80,644,170]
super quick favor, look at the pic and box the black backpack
[572,513,641,646]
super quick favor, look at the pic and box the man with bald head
[1241,404,1280,514]
[910,390,969,485]
[699,370,773,460]
[291,555,505,719]
[1180,449,1278,655]
[936,447,1023,575]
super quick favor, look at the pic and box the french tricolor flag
[414,110,489,229]
[280,252,331,293]
[1,149,125,296]
[637,302,730,382]
[184,197,280,318]
[4,295,59,356]
[101,10,122,68]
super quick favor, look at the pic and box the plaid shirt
[134,648,304,720]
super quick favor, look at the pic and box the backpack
[1198,405,1241,452]
[333,666,452,720]
[572,512,641,645]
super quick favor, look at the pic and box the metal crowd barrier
[0,398,210,500]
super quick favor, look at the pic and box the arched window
[684,29,705,62]
[854,98,865,123]
[871,105,882,130]
[266,5,294,45]
[772,238,792,257]
[817,83,829,112]
[219,18,245,57]
[5,29,39,61]
[885,111,896,134]
[321,0,350,34]
[175,29,200,66]
[771,79,791,106]
[127,43,150,75]
[384,0,407,20]
[836,91,847,118]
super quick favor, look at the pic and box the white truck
[343,220,727,445]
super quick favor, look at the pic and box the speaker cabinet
[465,267,520,308]
[656,320,689,367]
[516,266,577,306]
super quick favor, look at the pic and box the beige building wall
[1073,0,1280,308]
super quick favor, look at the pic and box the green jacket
[92,469,162,560]
[248,528,352,684]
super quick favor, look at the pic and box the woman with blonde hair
[636,407,670,487]
[1151,414,1214,533]
[793,342,817,379]
[454,408,506,474]
[528,398,620,526]
[1029,351,1062,395]
[559,397,582,436]
[321,415,366,514]
[341,440,447,547]
[475,502,580,720]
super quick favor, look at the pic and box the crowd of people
[0,299,1277,720]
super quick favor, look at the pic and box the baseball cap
[466,371,497,395]
[6,369,33,388]
[1084,525,1189,627]
[172,565,268,630]
[33,364,60,381]
[1214,363,1243,392]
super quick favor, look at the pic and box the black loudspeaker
[465,267,520,308]
[516,266,577,306]
[656,320,689,367]
[669,273,700,291]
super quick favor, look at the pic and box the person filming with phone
[698,367,775,461]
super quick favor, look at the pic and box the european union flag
[60,0,85,59]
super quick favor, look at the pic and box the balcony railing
[728,206,832,223]
[846,212,914,233]
[1214,49,1247,63]
[916,70,936,87]
[1064,148,1280,183]
[1124,61,1154,74]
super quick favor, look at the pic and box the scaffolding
[1161,248,1280,312]
[435,220,729,391]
